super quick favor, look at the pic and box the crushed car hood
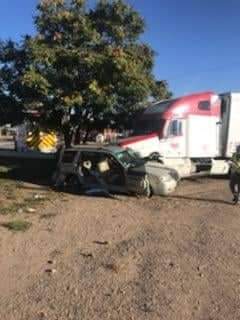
[130,161,179,180]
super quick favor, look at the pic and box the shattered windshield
[132,99,176,136]
[145,99,176,114]
[115,149,145,168]
[133,118,165,135]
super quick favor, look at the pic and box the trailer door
[186,115,219,158]
[219,94,231,156]
[224,93,240,157]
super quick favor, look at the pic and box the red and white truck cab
[118,91,240,178]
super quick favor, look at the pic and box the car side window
[81,152,101,169]
[168,120,182,137]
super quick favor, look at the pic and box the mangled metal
[52,145,179,197]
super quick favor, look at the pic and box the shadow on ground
[0,165,54,187]
[169,194,233,206]
[0,164,232,203]
[0,166,116,199]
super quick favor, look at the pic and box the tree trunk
[63,124,73,148]
[74,124,81,145]
[83,126,90,144]
[64,131,73,148]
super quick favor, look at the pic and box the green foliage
[1,220,32,232]
[153,80,173,100]
[0,0,172,140]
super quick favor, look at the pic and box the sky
[0,0,240,96]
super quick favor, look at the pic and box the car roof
[64,144,124,154]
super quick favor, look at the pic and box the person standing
[230,145,240,204]
[14,123,27,152]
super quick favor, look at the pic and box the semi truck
[118,91,240,178]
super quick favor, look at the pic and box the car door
[125,169,150,195]
[80,151,103,186]
[61,150,79,173]
[80,151,126,192]
[98,153,126,192]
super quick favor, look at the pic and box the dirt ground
[1,176,240,320]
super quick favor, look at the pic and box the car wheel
[51,170,58,185]
[144,176,153,198]
[146,184,153,198]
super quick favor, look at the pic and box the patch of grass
[1,220,32,232]
[24,198,42,206]
[0,203,22,215]
[0,194,50,216]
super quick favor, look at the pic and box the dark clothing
[232,153,240,175]
[230,172,240,196]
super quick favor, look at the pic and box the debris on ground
[80,252,94,258]
[73,288,78,296]
[45,268,57,274]
[34,194,45,200]
[93,240,110,245]
[103,262,120,273]
[38,311,47,319]
[26,207,36,213]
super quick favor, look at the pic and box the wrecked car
[52,145,179,197]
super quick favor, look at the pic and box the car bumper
[154,178,177,196]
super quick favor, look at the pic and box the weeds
[0,203,23,215]
[0,193,49,216]
[1,220,32,232]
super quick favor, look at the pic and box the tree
[153,80,172,100]
[0,0,171,145]
[0,40,27,125]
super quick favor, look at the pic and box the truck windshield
[132,118,165,136]
[132,99,176,136]
[115,150,144,168]
[145,99,176,114]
